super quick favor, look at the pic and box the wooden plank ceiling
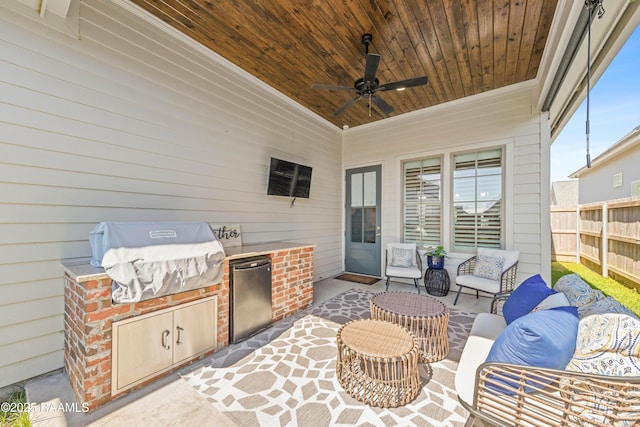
[130,0,558,128]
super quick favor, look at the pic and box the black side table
[424,268,450,296]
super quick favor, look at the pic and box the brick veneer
[270,246,314,322]
[64,245,314,411]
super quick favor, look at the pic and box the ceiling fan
[312,34,428,117]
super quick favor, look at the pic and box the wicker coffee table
[336,319,421,408]
[370,291,449,363]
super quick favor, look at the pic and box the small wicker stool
[335,319,421,408]
[370,291,450,363]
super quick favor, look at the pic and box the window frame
[450,147,505,253]
[401,156,443,249]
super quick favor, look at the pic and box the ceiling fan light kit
[311,34,428,118]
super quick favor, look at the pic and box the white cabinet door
[112,295,218,396]
[173,298,216,364]
[113,310,174,392]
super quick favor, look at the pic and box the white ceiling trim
[2,0,79,37]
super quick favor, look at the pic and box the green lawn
[551,261,640,317]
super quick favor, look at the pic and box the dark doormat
[334,273,380,285]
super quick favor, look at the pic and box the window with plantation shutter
[403,158,441,248]
[452,149,503,251]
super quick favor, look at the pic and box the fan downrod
[362,33,373,54]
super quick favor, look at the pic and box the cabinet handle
[161,329,171,350]
[176,326,184,345]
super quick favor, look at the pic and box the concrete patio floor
[26,276,490,426]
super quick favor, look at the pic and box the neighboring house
[1,0,639,389]
[570,125,640,204]
[551,180,579,207]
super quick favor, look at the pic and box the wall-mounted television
[267,157,312,198]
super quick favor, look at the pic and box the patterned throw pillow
[577,296,636,319]
[562,313,640,427]
[554,273,604,307]
[390,247,414,268]
[473,255,505,281]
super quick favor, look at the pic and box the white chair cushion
[456,274,501,294]
[455,334,496,406]
[477,247,519,271]
[469,313,507,340]
[385,265,422,279]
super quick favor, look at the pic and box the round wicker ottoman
[335,319,421,408]
[370,291,450,363]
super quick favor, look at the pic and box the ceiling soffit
[129,0,558,128]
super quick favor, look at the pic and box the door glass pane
[363,172,376,206]
[349,171,377,244]
[350,208,363,242]
[351,173,363,208]
[364,207,376,243]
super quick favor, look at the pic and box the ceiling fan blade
[311,83,356,91]
[371,95,394,116]
[334,96,361,116]
[363,53,380,84]
[377,76,428,92]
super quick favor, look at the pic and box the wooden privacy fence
[551,197,640,289]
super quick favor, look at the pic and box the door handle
[176,326,184,345]
[161,329,171,350]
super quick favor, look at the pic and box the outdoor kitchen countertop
[61,241,314,282]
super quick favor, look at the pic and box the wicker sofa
[455,273,640,427]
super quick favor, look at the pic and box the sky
[550,24,640,183]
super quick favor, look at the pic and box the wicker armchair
[384,243,423,294]
[463,363,640,427]
[490,293,509,315]
[453,248,519,306]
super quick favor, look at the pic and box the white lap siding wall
[342,83,551,287]
[0,0,342,387]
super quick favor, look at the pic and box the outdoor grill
[89,221,225,304]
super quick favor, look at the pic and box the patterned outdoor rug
[183,288,476,427]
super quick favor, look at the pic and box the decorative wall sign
[210,224,242,247]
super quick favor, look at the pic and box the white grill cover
[89,222,225,303]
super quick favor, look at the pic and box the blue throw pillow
[485,308,579,394]
[502,274,556,324]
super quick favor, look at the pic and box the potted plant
[425,245,447,269]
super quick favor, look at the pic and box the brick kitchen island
[62,242,314,410]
